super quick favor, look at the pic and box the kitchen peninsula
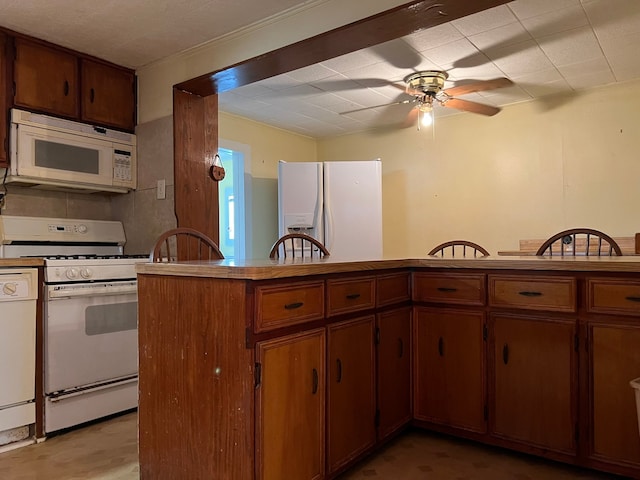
[136,256,640,480]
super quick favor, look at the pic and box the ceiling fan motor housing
[405,70,449,94]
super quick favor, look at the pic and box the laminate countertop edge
[0,258,45,268]
[136,256,640,280]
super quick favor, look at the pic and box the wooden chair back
[535,228,622,256]
[428,240,490,258]
[150,227,224,262]
[269,233,330,259]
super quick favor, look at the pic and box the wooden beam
[176,0,511,96]
[173,88,220,242]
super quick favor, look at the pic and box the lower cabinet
[589,322,640,467]
[414,307,486,432]
[255,329,326,480]
[490,314,577,455]
[327,316,376,475]
[376,306,412,441]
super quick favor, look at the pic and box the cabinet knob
[438,337,444,357]
[336,358,343,383]
[63,80,69,96]
[90,87,95,103]
[398,338,404,358]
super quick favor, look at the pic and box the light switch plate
[157,179,166,199]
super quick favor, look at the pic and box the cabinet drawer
[489,275,576,313]
[412,272,485,306]
[377,272,411,307]
[255,281,325,332]
[587,278,640,316]
[327,277,376,317]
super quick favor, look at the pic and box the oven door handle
[47,281,138,299]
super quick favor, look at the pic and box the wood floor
[0,411,626,479]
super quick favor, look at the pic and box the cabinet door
[414,307,485,432]
[256,329,325,480]
[377,306,411,441]
[81,59,135,131]
[0,32,7,166]
[590,323,640,466]
[491,314,576,454]
[14,38,78,118]
[327,316,376,474]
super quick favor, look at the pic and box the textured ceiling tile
[520,5,589,38]
[467,22,532,51]
[403,23,465,51]
[485,39,555,77]
[537,26,603,66]
[451,5,517,36]
[422,38,480,66]
[508,0,581,20]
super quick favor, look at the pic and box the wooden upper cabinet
[0,32,7,167]
[81,59,135,131]
[14,38,78,118]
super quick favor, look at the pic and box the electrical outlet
[157,179,166,200]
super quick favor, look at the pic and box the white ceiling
[219,0,640,138]
[2,1,640,138]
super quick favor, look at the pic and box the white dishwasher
[0,268,37,449]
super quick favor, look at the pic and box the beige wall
[317,79,640,257]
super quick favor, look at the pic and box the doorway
[218,141,250,259]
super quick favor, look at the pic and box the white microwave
[3,109,136,194]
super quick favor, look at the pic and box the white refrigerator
[277,159,383,259]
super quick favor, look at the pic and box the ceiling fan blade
[442,98,500,116]
[442,78,513,97]
[340,98,416,115]
[401,108,419,128]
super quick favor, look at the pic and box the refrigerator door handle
[324,199,334,252]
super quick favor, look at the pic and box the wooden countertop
[136,255,640,280]
[0,258,45,268]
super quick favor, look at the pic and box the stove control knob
[77,224,88,234]
[2,282,17,295]
[66,268,79,280]
[80,268,93,279]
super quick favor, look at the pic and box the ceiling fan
[341,70,514,129]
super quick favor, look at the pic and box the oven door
[44,280,138,393]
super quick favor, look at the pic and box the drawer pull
[518,291,542,297]
[502,344,509,365]
[346,293,361,300]
[438,337,444,357]
[437,287,457,293]
[625,296,640,303]
[336,359,342,383]
[284,301,303,310]
[312,368,318,394]
[398,338,404,358]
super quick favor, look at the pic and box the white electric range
[0,215,147,434]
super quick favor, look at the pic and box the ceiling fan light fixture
[405,70,449,95]
[419,105,433,127]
